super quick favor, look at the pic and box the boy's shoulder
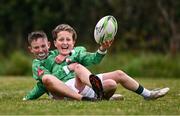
[32,59,41,63]
[32,59,44,67]
[32,56,50,65]
[74,46,86,52]
[49,49,59,55]
[32,58,47,63]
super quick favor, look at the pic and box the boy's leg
[73,64,91,86]
[42,74,98,101]
[42,74,83,100]
[102,70,169,100]
[100,78,117,100]
[102,70,139,91]
[73,64,104,99]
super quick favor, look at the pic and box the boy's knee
[74,63,81,71]
[115,70,125,76]
[104,79,117,90]
[42,74,52,85]
[74,63,79,68]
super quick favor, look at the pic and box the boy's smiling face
[54,31,75,56]
[29,37,50,60]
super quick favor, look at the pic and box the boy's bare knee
[117,70,133,85]
[113,70,129,83]
[74,63,81,71]
[104,79,117,90]
[115,70,125,76]
[109,80,117,89]
[42,74,52,85]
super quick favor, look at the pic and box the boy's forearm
[23,82,47,100]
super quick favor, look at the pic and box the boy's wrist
[99,46,107,52]
[98,48,107,54]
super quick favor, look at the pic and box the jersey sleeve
[23,81,47,100]
[76,47,106,66]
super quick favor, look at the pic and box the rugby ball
[94,15,118,44]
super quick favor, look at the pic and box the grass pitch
[0,76,179,115]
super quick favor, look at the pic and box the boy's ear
[28,46,32,53]
[48,41,51,48]
[73,40,76,45]
[54,40,57,47]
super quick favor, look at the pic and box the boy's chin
[60,49,72,56]
[37,56,47,60]
[61,52,70,56]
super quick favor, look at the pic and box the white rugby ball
[94,15,118,44]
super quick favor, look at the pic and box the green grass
[0,76,179,115]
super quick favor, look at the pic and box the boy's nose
[63,40,68,44]
[39,47,43,52]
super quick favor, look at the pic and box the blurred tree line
[0,0,180,55]
[0,0,179,77]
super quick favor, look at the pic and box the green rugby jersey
[23,81,48,100]
[32,50,58,81]
[23,50,58,100]
[52,46,106,82]
[23,46,106,100]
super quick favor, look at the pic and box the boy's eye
[41,45,46,48]
[66,38,71,41]
[58,38,64,41]
[34,46,39,49]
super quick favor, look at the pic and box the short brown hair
[28,31,47,45]
[52,24,77,41]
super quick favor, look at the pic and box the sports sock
[141,88,151,98]
[135,84,151,98]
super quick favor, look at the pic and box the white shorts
[65,74,103,98]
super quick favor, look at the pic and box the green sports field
[0,76,179,115]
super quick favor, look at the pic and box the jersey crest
[37,67,44,77]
